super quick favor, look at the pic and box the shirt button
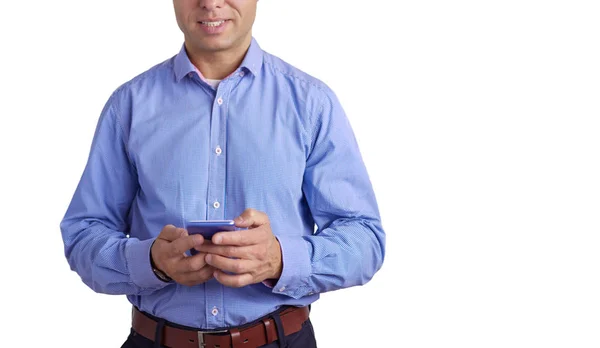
[239,71,245,77]
[215,146,222,155]
[217,97,223,105]
[213,201,220,209]
[211,307,218,316]
[279,286,286,292]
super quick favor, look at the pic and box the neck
[185,36,252,80]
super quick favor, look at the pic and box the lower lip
[198,20,229,34]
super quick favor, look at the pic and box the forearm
[61,219,169,296]
[59,91,170,295]
[271,217,385,299]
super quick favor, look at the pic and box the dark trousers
[121,317,317,348]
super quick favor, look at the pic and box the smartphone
[186,220,237,256]
[186,220,237,239]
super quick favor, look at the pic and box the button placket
[205,83,229,329]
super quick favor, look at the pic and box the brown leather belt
[132,306,309,348]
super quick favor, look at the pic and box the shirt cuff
[265,235,312,299]
[125,238,171,290]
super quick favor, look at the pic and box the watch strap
[150,241,173,283]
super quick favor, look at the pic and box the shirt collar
[174,37,263,82]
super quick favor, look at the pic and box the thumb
[158,224,187,242]
[235,209,269,228]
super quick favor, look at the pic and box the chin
[189,35,231,51]
[200,42,234,53]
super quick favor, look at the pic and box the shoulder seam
[262,57,327,93]
[109,90,137,171]
[262,56,330,157]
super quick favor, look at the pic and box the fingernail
[213,235,222,244]
[235,216,244,223]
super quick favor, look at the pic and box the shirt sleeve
[269,87,386,299]
[60,92,170,295]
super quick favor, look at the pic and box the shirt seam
[109,99,136,172]
[262,59,329,157]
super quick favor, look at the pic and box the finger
[212,228,263,246]
[205,254,257,274]
[174,252,209,273]
[234,209,269,228]
[168,234,205,257]
[213,270,254,288]
[178,265,216,287]
[157,225,186,242]
[195,244,252,258]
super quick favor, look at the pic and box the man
[60,0,386,347]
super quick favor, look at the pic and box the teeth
[201,20,225,27]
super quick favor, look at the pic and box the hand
[197,209,283,288]
[150,225,216,286]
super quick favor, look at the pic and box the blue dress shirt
[60,38,386,329]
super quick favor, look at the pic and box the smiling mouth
[199,20,230,27]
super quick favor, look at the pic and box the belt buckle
[197,329,228,348]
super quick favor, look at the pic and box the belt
[132,306,310,348]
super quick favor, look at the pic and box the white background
[1,0,599,347]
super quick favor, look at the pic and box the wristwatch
[152,264,173,283]
[150,248,173,283]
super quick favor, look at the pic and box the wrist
[150,240,173,283]
[270,238,283,280]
